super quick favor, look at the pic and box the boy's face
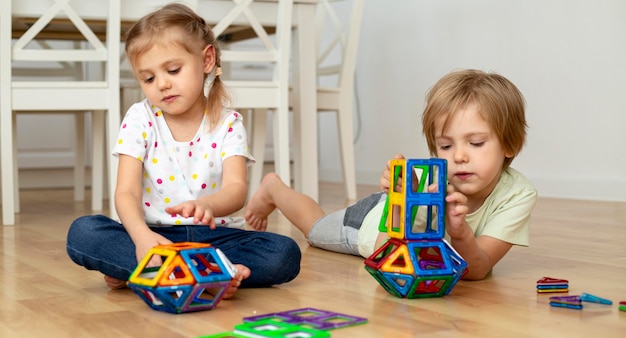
[434,104,513,203]
[133,41,214,117]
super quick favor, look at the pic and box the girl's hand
[380,154,405,192]
[165,200,217,229]
[135,231,172,266]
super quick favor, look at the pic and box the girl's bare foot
[222,264,251,300]
[245,173,281,231]
[104,275,128,289]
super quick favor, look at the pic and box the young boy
[245,69,537,280]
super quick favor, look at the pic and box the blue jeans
[66,215,301,288]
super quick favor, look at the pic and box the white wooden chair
[249,0,364,200]
[0,0,121,225]
[197,0,295,193]
[9,40,91,206]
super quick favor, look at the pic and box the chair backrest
[314,0,364,89]
[2,0,121,111]
[196,0,294,108]
[121,0,198,21]
[119,0,199,64]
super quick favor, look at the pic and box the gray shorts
[307,192,386,256]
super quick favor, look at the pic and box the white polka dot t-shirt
[113,99,254,227]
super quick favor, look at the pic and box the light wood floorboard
[1,183,625,337]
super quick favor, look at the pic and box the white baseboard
[319,167,379,186]
[527,175,626,202]
[17,168,90,190]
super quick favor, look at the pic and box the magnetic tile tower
[364,158,468,298]
[128,242,236,314]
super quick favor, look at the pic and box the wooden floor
[1,183,625,337]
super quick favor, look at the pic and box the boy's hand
[444,184,471,239]
[165,200,217,229]
[380,154,405,192]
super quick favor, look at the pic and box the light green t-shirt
[357,167,537,258]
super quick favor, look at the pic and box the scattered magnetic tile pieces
[549,295,582,310]
[243,307,368,330]
[537,276,569,293]
[619,301,626,312]
[549,293,614,310]
[580,292,612,305]
[235,319,331,338]
[199,308,367,337]
[198,320,329,338]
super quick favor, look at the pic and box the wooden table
[11,17,274,43]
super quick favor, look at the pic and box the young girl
[66,3,301,297]
[245,69,537,280]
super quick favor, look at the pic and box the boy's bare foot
[104,275,128,289]
[222,264,251,300]
[245,173,281,231]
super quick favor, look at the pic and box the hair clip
[215,67,222,77]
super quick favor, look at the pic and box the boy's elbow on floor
[461,268,492,281]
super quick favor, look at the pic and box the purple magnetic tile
[300,313,368,330]
[243,313,298,323]
[419,260,446,270]
[550,302,583,310]
[282,308,334,318]
[549,295,581,303]
[244,308,367,330]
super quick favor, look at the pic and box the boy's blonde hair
[124,3,229,129]
[422,69,527,169]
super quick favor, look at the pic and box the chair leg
[106,110,120,221]
[91,110,105,211]
[337,98,357,201]
[273,105,291,188]
[12,114,20,213]
[1,112,17,225]
[248,108,268,199]
[74,114,86,202]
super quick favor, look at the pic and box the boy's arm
[445,188,512,280]
[450,224,513,280]
[374,231,389,251]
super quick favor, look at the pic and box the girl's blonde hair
[124,3,229,129]
[422,69,527,169]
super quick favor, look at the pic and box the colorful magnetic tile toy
[536,276,569,293]
[198,320,329,338]
[243,307,368,330]
[619,301,626,312]
[549,293,614,310]
[234,319,330,338]
[549,295,582,310]
[580,292,612,305]
[128,242,236,314]
[199,308,367,337]
[364,159,468,299]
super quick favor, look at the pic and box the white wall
[319,0,626,202]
